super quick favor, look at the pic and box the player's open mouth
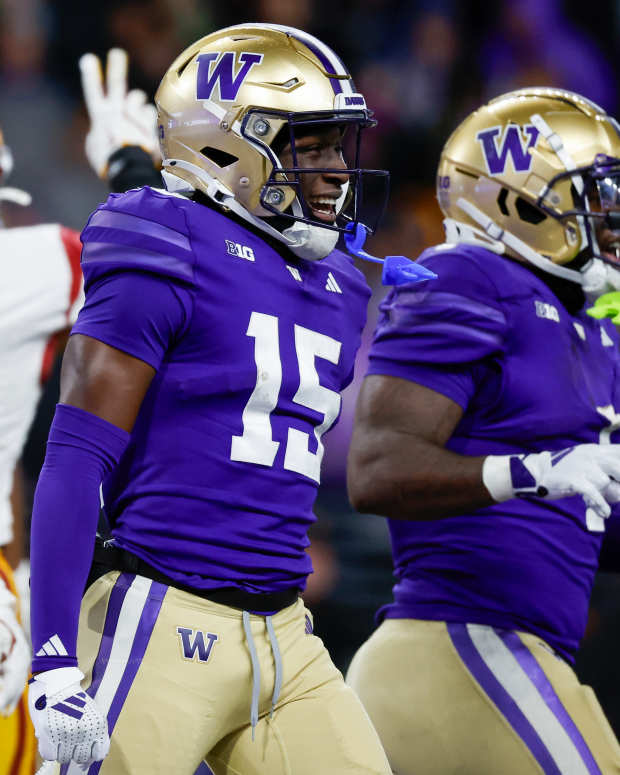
[309,196,339,223]
[601,240,620,265]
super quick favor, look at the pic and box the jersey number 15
[230,311,342,483]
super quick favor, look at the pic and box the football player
[0,49,159,775]
[0,122,83,775]
[346,88,620,774]
[26,24,395,775]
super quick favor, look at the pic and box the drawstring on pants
[265,615,283,716]
[242,610,284,740]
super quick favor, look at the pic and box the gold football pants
[50,570,391,775]
[347,618,620,775]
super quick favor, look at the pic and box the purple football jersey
[367,243,620,661]
[73,187,370,593]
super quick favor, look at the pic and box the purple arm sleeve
[30,404,130,672]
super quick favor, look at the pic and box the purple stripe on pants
[87,578,167,775]
[87,573,133,701]
[59,574,133,775]
[447,622,562,775]
[498,631,601,775]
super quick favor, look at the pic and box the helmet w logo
[476,125,540,175]
[197,52,264,101]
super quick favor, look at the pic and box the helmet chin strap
[281,197,339,261]
[454,197,586,284]
[162,161,339,261]
[282,180,350,261]
[280,220,338,261]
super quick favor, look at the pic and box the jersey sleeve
[79,187,196,289]
[367,250,509,408]
[70,271,193,369]
[73,188,196,369]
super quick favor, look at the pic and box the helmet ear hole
[515,197,546,225]
[497,188,510,216]
[200,147,238,168]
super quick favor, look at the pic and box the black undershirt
[106,146,162,193]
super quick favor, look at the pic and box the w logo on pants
[177,627,219,663]
[476,125,540,175]
[196,52,264,101]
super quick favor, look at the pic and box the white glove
[28,667,110,766]
[482,444,620,518]
[0,581,30,715]
[79,48,160,179]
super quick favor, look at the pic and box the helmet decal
[196,52,264,102]
[251,23,354,96]
[476,125,540,176]
[437,87,620,282]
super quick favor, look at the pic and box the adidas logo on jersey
[325,272,342,293]
[225,240,255,261]
[36,634,68,657]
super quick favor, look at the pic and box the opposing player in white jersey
[0,50,160,775]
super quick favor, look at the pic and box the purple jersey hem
[378,605,576,664]
[69,328,161,371]
[366,361,472,410]
[113,536,309,595]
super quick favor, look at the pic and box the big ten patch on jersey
[504,294,620,448]
[225,239,255,261]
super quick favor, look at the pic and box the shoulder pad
[419,242,543,302]
[415,244,503,304]
[80,187,195,287]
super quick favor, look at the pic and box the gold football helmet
[156,23,388,259]
[437,87,620,284]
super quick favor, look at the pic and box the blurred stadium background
[2,0,620,733]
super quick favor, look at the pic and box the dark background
[3,0,620,733]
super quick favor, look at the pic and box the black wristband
[106,146,162,193]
